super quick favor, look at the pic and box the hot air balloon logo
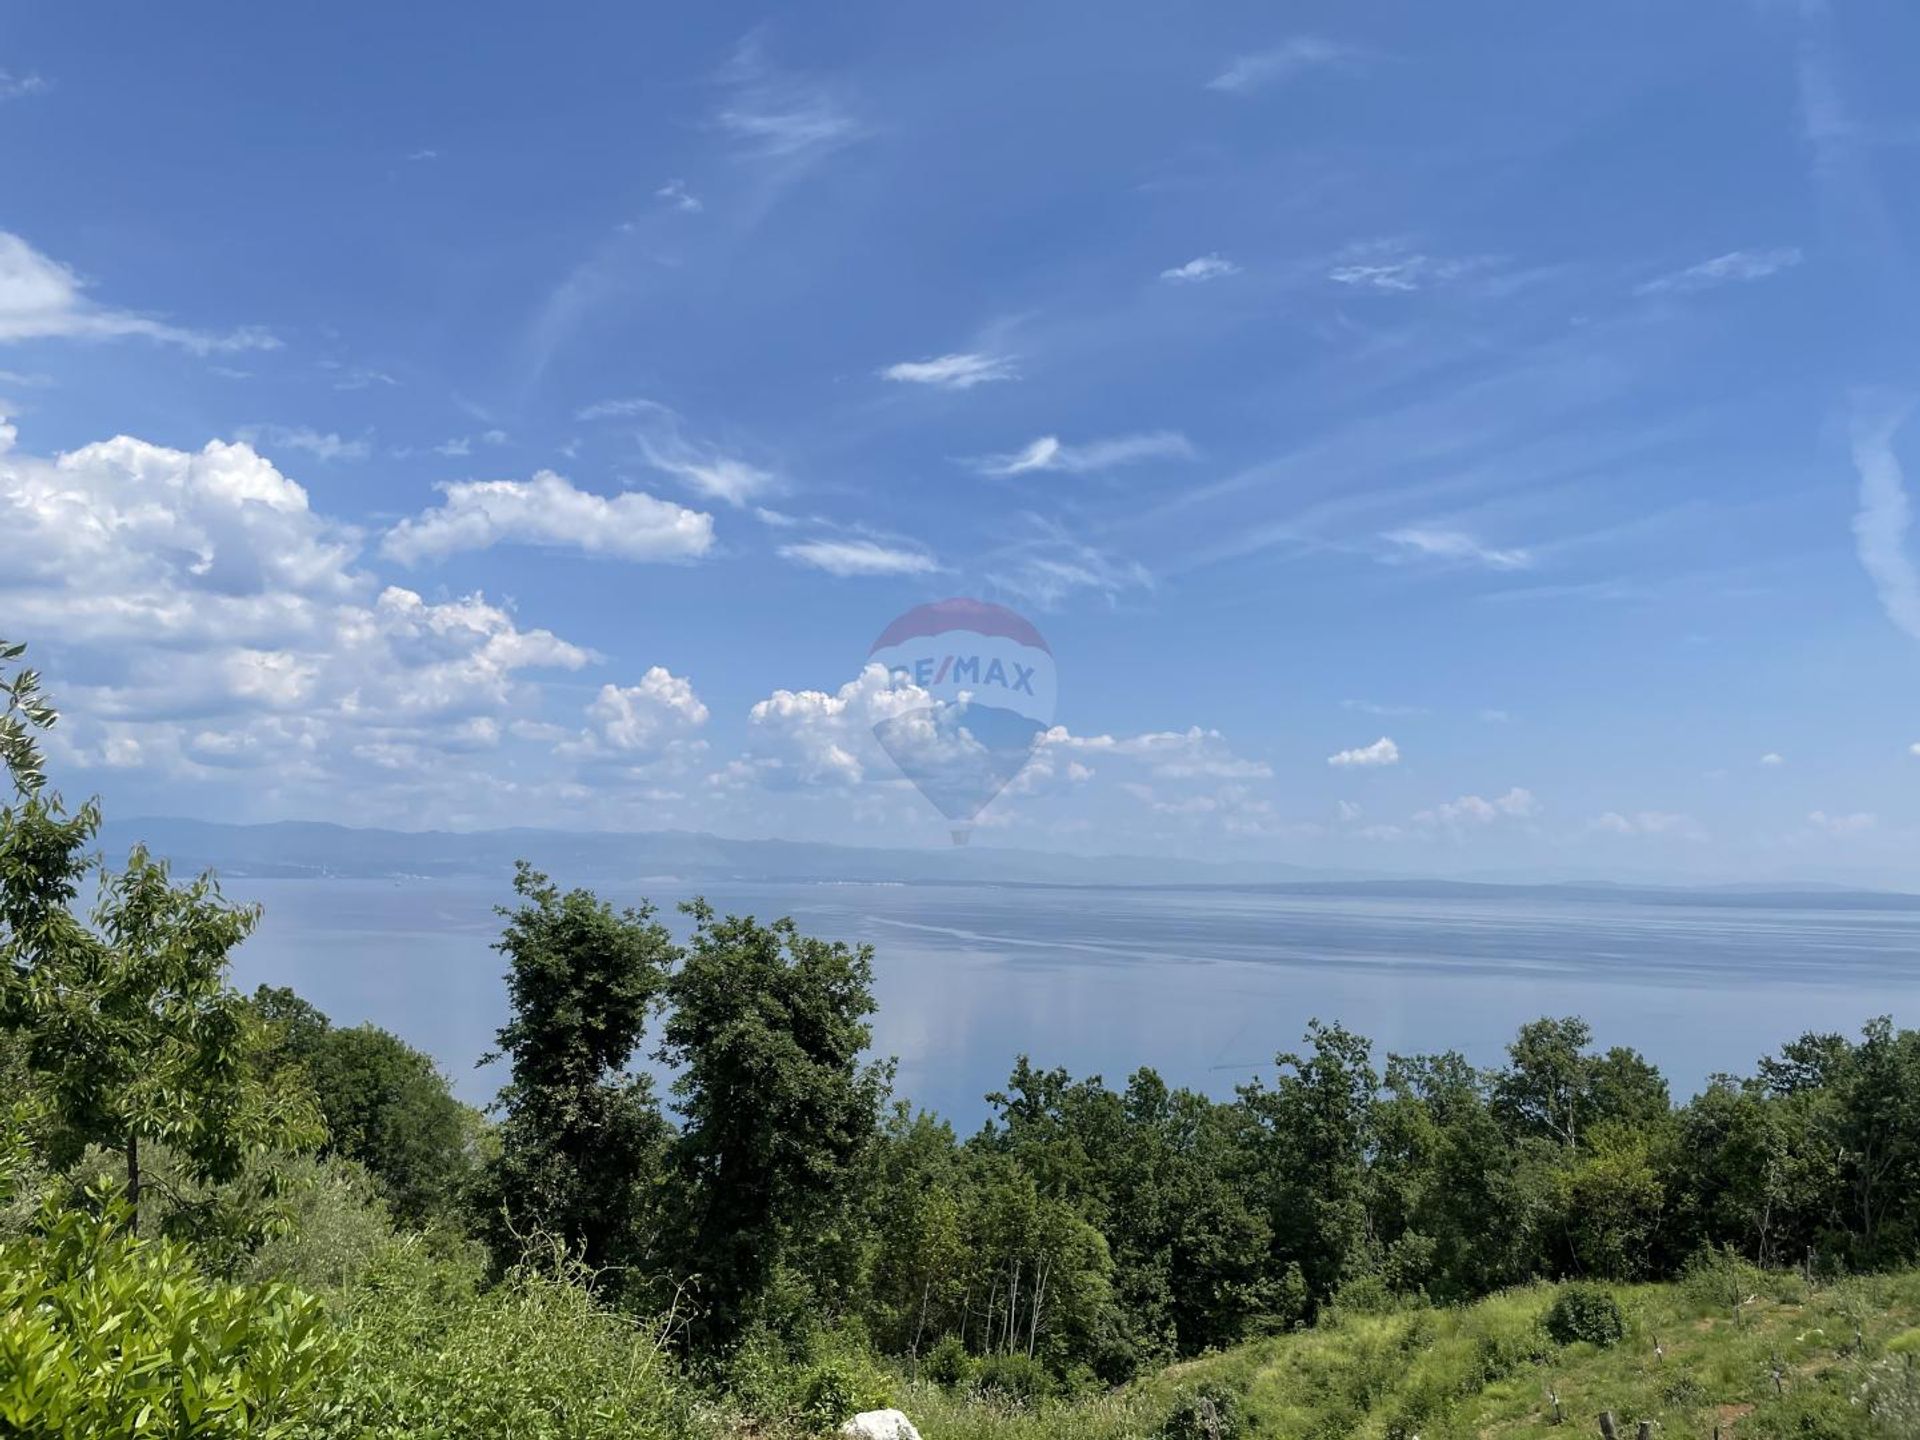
[868,598,1055,844]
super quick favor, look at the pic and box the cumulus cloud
[1160,255,1239,283]
[778,538,942,577]
[880,352,1017,389]
[1381,527,1533,572]
[1760,752,1785,767]
[972,431,1195,477]
[1207,38,1354,93]
[1635,248,1803,297]
[1328,736,1400,768]
[1416,788,1538,828]
[0,424,595,804]
[0,231,277,353]
[381,471,714,565]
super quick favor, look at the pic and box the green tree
[659,902,890,1346]
[0,643,313,1230]
[250,986,475,1225]
[480,863,676,1281]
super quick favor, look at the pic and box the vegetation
[6,632,1920,1436]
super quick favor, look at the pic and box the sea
[220,877,1920,1124]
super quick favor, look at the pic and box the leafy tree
[0,643,314,1230]
[250,986,475,1225]
[1239,1021,1378,1307]
[480,862,675,1280]
[659,902,890,1346]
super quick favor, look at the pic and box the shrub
[923,1334,973,1390]
[0,1189,349,1438]
[1159,1384,1244,1440]
[973,1351,1054,1406]
[799,1363,858,1432]
[1545,1284,1625,1347]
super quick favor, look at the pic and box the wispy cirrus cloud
[1329,247,1492,293]
[1381,527,1533,572]
[778,537,942,577]
[880,352,1017,390]
[576,397,776,508]
[236,424,371,463]
[714,35,864,161]
[1850,398,1920,642]
[1634,247,1803,296]
[972,431,1195,477]
[1160,254,1239,283]
[0,232,277,353]
[1207,38,1356,94]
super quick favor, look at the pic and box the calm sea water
[221,878,1920,1123]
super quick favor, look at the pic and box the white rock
[840,1409,922,1440]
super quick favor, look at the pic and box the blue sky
[5,1,1920,880]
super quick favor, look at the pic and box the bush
[923,1333,973,1390]
[1159,1384,1244,1440]
[0,1188,349,1438]
[1545,1284,1625,1347]
[973,1351,1054,1406]
[799,1363,858,1432]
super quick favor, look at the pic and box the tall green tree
[480,862,676,1280]
[659,902,890,1345]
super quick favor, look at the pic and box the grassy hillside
[890,1266,1920,1440]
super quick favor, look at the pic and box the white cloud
[1635,247,1803,296]
[655,179,703,213]
[982,522,1152,608]
[1591,810,1705,840]
[0,424,593,801]
[1382,527,1534,572]
[1416,788,1538,827]
[575,398,775,508]
[778,538,941,577]
[381,471,714,565]
[714,36,864,160]
[1160,255,1239,283]
[1329,250,1489,293]
[1851,399,1920,643]
[0,231,277,353]
[0,71,49,101]
[237,425,370,463]
[1760,752,1785,767]
[1041,725,1270,781]
[1207,38,1354,94]
[736,664,934,787]
[973,431,1194,476]
[1910,742,1920,758]
[1808,810,1876,836]
[565,670,709,761]
[1328,736,1400,768]
[880,352,1017,390]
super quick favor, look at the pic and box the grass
[889,1270,1920,1439]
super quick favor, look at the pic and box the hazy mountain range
[96,818,1920,909]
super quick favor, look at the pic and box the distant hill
[97,817,1920,910]
[100,816,1353,888]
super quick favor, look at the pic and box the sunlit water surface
[223,878,1920,1123]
